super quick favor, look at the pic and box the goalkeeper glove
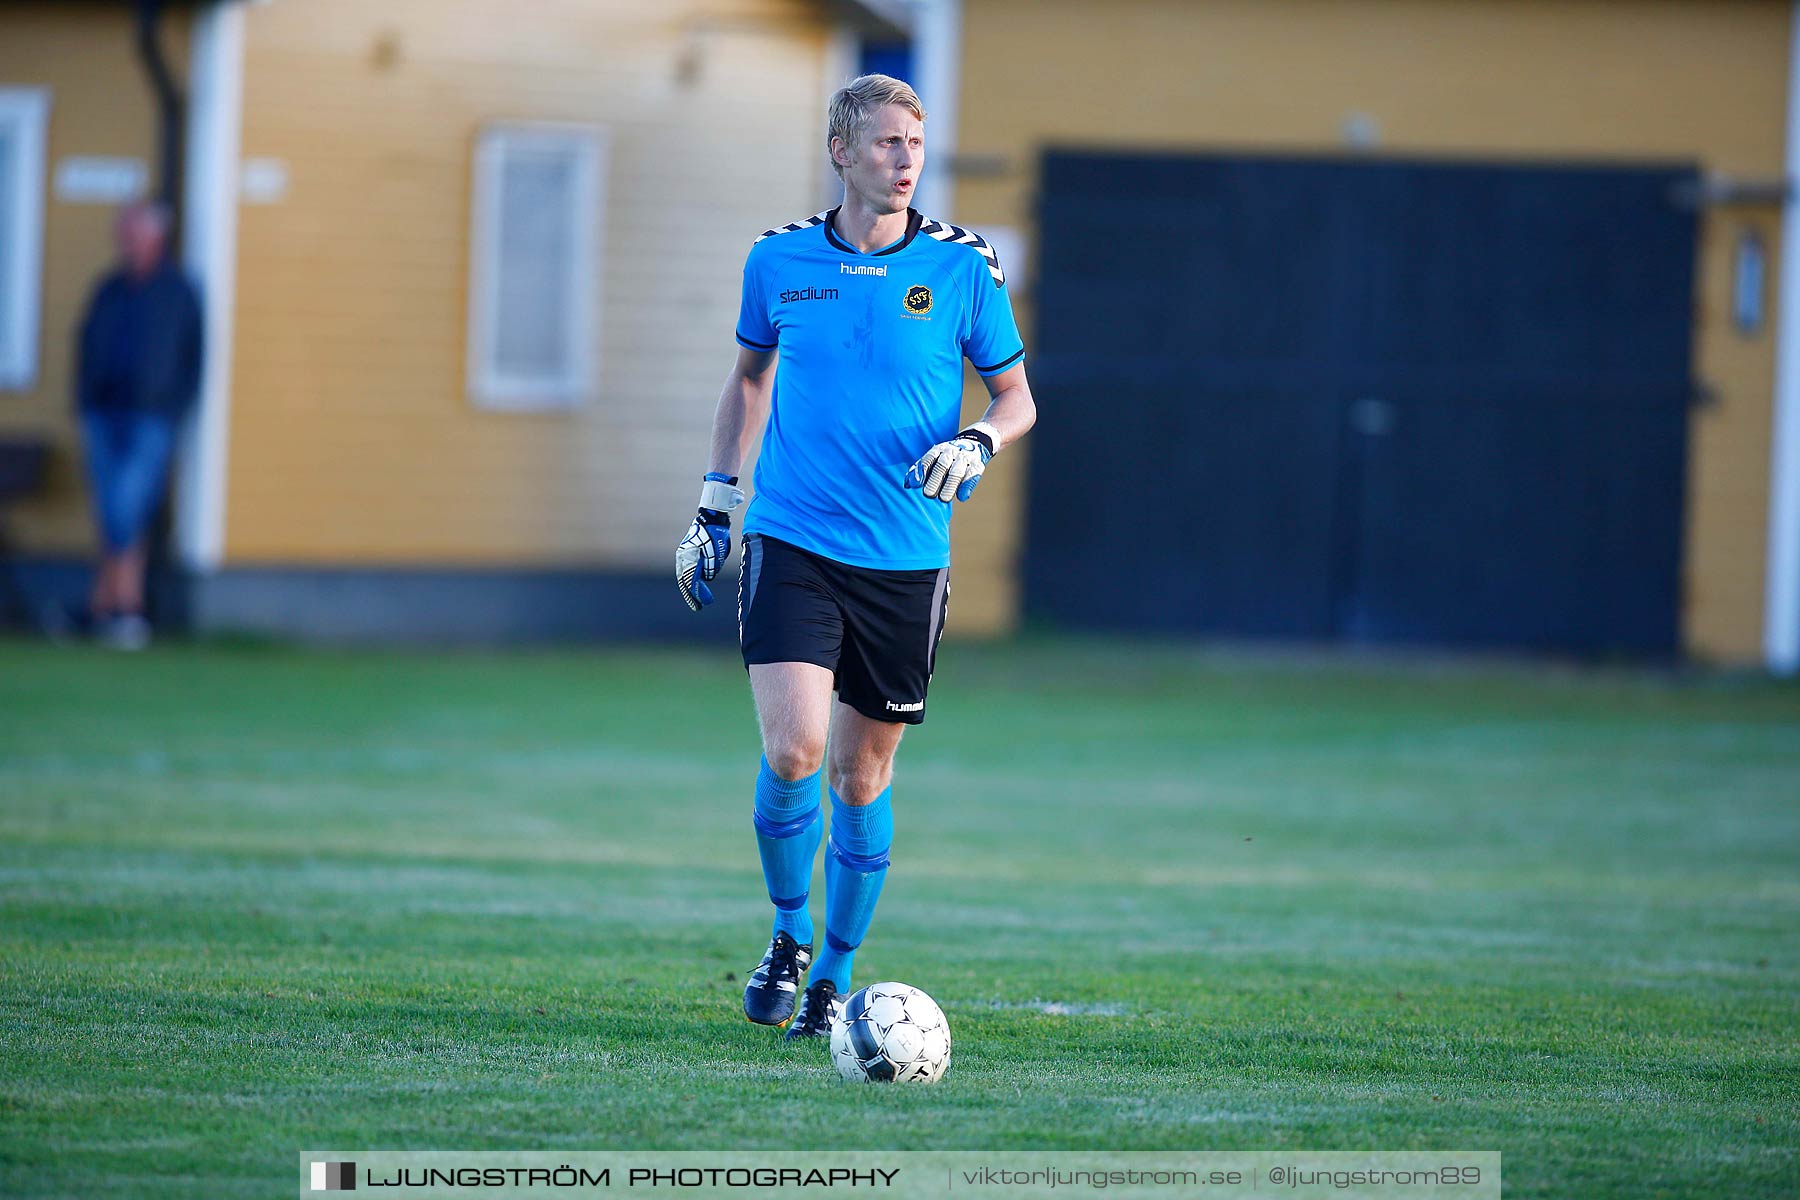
[905,421,998,503]
[676,471,745,611]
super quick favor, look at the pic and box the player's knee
[766,740,824,781]
[828,758,893,805]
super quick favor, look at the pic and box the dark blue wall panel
[859,42,914,85]
[1026,151,1697,655]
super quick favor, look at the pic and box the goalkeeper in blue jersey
[674,74,1037,1041]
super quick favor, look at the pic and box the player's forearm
[707,371,773,477]
[976,380,1036,453]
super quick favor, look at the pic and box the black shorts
[737,534,950,725]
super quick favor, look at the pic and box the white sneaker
[101,614,151,651]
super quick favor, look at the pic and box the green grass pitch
[1,637,1796,1197]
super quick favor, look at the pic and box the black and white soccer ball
[830,981,951,1083]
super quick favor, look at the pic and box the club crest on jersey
[902,285,933,318]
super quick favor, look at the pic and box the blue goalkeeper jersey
[734,207,1025,570]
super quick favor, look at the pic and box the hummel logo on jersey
[840,263,887,276]
[886,699,925,713]
[779,286,838,303]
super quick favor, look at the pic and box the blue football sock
[812,786,893,993]
[752,755,822,945]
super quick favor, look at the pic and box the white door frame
[175,0,245,570]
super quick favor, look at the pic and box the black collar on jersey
[823,206,923,257]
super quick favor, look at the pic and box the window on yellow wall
[0,88,49,392]
[466,123,606,409]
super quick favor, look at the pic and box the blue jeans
[81,409,177,553]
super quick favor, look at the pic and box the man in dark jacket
[75,200,203,649]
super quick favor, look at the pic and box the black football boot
[743,931,811,1027]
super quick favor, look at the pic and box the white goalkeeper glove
[675,472,745,611]
[904,421,999,503]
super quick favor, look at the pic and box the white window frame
[465,122,606,410]
[0,87,50,392]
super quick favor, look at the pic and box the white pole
[911,0,961,221]
[1765,2,1800,672]
[176,0,245,571]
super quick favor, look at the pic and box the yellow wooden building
[947,0,1799,667]
[0,0,931,640]
[2,0,1797,667]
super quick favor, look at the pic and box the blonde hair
[827,74,926,178]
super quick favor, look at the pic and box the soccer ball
[830,981,951,1083]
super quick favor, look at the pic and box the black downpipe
[133,0,183,231]
[133,0,190,630]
